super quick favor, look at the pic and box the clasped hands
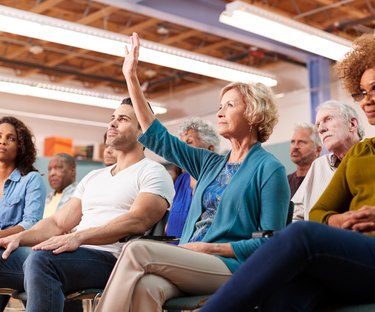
[329,205,375,234]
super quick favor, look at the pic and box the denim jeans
[200,221,375,312]
[23,247,117,312]
[0,247,31,289]
[0,247,31,311]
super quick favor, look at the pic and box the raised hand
[122,32,140,79]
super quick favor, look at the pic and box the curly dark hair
[336,34,375,95]
[0,116,38,175]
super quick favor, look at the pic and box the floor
[4,298,24,311]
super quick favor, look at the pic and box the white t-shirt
[73,158,175,257]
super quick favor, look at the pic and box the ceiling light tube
[0,75,167,114]
[0,107,108,128]
[0,5,277,86]
[220,1,352,61]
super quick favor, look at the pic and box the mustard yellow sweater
[310,138,375,223]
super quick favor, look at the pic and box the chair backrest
[119,210,170,242]
[149,210,169,236]
[286,201,294,225]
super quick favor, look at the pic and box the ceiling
[0,0,374,110]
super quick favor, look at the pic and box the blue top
[139,120,290,272]
[0,169,46,230]
[190,162,241,242]
[166,172,192,238]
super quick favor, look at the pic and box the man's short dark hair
[54,153,76,168]
[121,97,133,106]
[121,97,154,114]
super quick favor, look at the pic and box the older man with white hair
[292,100,364,221]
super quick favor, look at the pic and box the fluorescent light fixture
[220,1,352,61]
[0,75,167,114]
[0,107,108,128]
[0,5,277,86]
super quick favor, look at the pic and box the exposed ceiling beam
[94,0,312,62]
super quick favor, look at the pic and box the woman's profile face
[217,88,250,139]
[359,67,375,125]
[0,123,18,165]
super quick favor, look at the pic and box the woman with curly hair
[199,34,375,312]
[0,116,46,310]
[95,33,290,312]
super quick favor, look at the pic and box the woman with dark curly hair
[0,116,46,310]
[199,34,375,312]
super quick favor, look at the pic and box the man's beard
[110,135,134,151]
[294,151,316,166]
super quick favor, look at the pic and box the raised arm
[123,32,155,132]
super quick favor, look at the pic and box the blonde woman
[96,33,289,312]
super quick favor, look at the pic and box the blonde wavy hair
[336,34,375,95]
[220,82,279,143]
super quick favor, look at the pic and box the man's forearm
[0,225,24,239]
[75,216,148,246]
[19,217,66,246]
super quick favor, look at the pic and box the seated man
[288,123,322,197]
[44,153,77,218]
[292,100,364,221]
[0,97,175,312]
[44,154,82,312]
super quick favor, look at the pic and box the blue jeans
[23,247,117,312]
[200,221,375,312]
[0,247,31,311]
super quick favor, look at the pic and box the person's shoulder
[347,138,374,155]
[256,145,284,168]
[361,137,375,147]
[140,158,168,171]
[313,153,332,164]
[23,170,43,180]
[17,170,45,188]
[81,165,110,181]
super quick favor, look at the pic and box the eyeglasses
[351,88,375,102]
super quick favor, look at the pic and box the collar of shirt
[329,154,341,169]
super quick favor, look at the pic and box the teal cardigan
[139,120,290,272]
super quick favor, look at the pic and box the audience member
[163,162,182,182]
[44,153,77,218]
[288,123,321,197]
[102,132,117,166]
[292,100,364,221]
[95,32,290,312]
[0,116,46,311]
[0,98,175,312]
[199,33,375,312]
[166,118,220,239]
[45,153,81,312]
